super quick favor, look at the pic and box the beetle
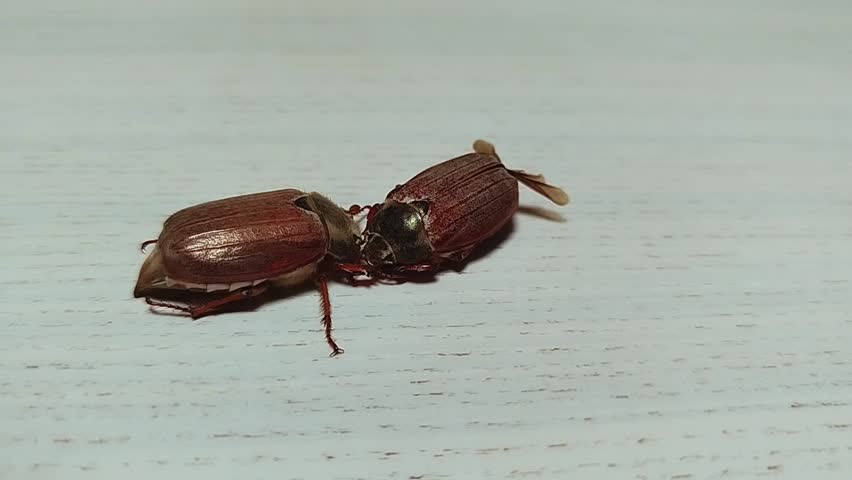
[357,139,569,273]
[133,189,368,356]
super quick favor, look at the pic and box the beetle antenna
[140,239,158,253]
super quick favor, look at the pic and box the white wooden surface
[3,1,852,479]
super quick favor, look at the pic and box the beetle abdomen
[158,189,328,284]
[164,260,319,292]
[134,253,320,298]
[163,276,268,292]
[390,153,518,256]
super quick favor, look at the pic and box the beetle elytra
[134,189,367,356]
[358,140,569,273]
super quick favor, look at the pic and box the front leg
[334,263,376,287]
[346,204,369,216]
[336,263,371,277]
[395,263,439,274]
[347,203,380,218]
[350,203,383,224]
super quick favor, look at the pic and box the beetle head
[296,192,362,263]
[362,200,431,268]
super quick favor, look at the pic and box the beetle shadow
[249,282,321,313]
[517,204,568,223]
[447,217,516,274]
[437,203,566,275]
[376,216,519,285]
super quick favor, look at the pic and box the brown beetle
[134,189,367,356]
[358,140,569,273]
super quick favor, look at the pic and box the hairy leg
[316,275,344,356]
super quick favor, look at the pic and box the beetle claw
[145,296,192,315]
[140,239,158,253]
[329,348,344,357]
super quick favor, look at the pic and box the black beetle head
[362,200,431,268]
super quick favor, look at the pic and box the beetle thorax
[298,192,361,263]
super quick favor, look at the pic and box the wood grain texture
[2,1,852,479]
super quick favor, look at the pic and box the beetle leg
[336,263,371,277]
[396,263,439,273]
[140,239,158,252]
[347,203,382,222]
[347,203,383,226]
[145,297,193,314]
[145,284,268,319]
[316,275,344,357]
[364,203,382,224]
[189,284,268,318]
[346,204,371,216]
[335,263,375,287]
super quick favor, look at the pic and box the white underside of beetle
[159,261,320,293]
[163,277,266,292]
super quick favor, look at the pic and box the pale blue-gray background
[2,1,851,479]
